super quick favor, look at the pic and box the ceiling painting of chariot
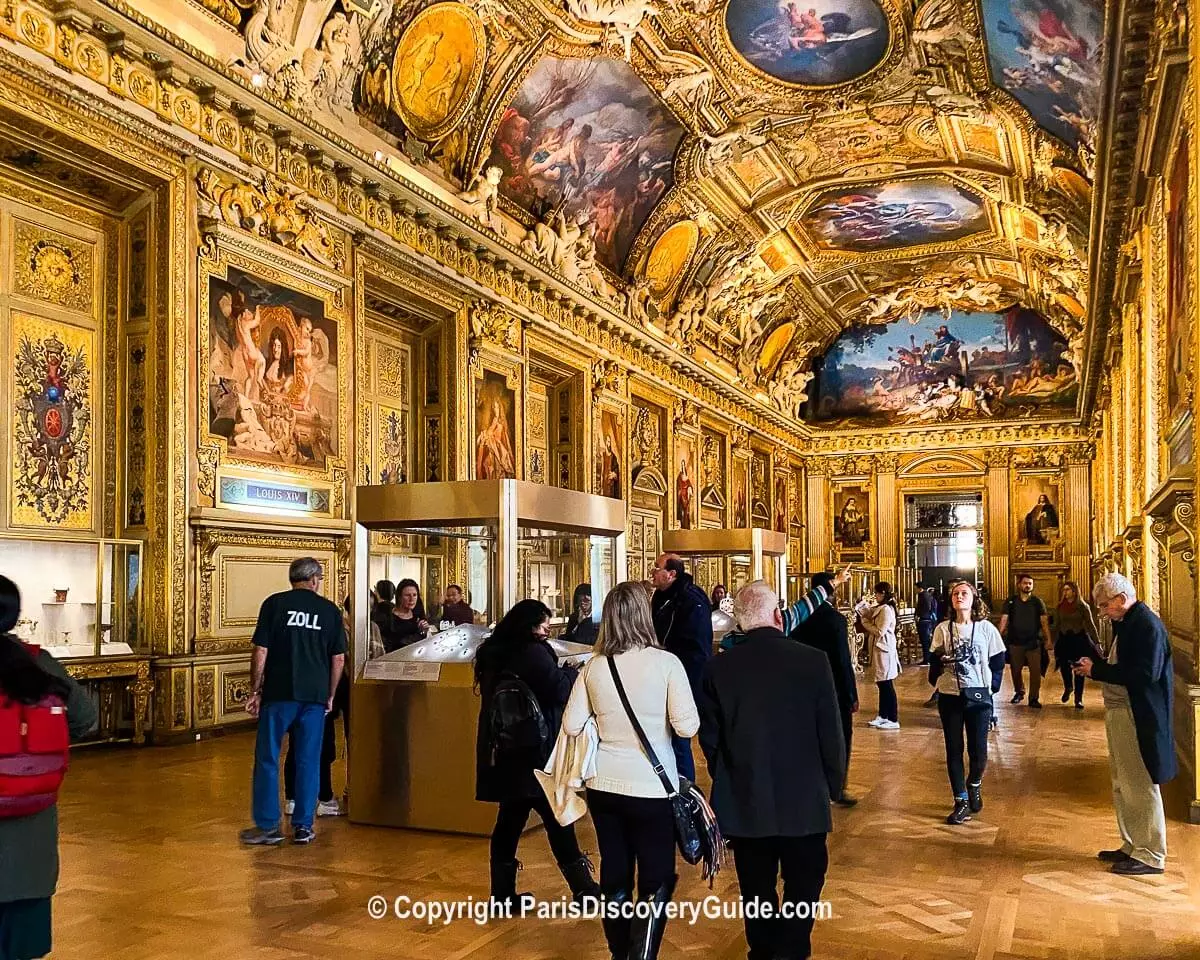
[724,0,890,87]
[981,0,1104,152]
[800,178,989,252]
[486,56,685,273]
[807,307,1079,426]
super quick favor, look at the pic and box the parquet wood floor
[50,670,1200,959]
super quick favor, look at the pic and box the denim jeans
[671,734,696,781]
[254,700,326,831]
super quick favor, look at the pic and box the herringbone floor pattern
[50,670,1200,959]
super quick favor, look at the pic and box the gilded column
[984,449,1010,602]
[875,454,898,587]
[806,460,829,573]
[1065,450,1093,590]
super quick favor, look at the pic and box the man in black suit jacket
[1074,572,1175,876]
[698,581,845,960]
[793,571,859,807]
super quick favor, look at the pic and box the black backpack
[487,670,550,766]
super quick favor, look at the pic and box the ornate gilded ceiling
[184,0,1102,429]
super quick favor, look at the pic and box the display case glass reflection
[0,536,143,658]
[363,524,620,663]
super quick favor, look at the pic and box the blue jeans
[254,700,326,830]
[672,735,696,781]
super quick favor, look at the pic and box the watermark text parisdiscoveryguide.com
[366,894,833,926]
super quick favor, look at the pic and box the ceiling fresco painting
[800,178,990,252]
[486,56,686,273]
[981,0,1103,153]
[185,0,1111,434]
[808,307,1079,426]
[724,0,891,86]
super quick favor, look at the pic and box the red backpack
[0,644,71,819]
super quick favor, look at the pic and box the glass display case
[662,528,789,603]
[0,535,144,658]
[349,480,625,834]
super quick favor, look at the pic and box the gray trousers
[1104,701,1168,869]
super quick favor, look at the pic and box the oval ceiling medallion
[643,220,700,299]
[392,3,486,140]
[724,0,891,87]
[758,321,795,377]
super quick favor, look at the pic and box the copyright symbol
[367,895,388,920]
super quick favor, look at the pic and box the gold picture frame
[197,228,350,492]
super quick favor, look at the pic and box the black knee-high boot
[628,876,676,960]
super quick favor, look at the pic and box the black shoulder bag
[606,656,711,867]
[951,622,991,709]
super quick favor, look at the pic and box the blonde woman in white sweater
[856,581,901,729]
[562,581,700,960]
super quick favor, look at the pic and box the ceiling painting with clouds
[807,308,1079,426]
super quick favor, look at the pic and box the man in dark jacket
[793,571,859,807]
[651,552,713,780]
[1074,572,1175,876]
[698,581,845,960]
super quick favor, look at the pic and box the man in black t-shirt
[240,557,346,846]
[998,574,1052,707]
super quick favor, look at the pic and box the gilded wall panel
[11,219,94,313]
[193,525,342,654]
[9,313,94,529]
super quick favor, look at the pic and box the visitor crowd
[0,558,1178,960]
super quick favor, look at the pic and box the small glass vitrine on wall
[0,535,144,659]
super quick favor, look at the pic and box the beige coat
[856,600,900,683]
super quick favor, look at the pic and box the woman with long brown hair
[562,581,700,960]
[1055,580,1101,709]
[928,580,1007,825]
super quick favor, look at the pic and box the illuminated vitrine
[349,480,625,833]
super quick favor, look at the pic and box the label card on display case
[219,476,331,514]
[363,660,442,682]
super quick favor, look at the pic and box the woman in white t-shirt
[927,580,1007,825]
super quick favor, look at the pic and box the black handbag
[951,622,992,708]
[606,657,724,880]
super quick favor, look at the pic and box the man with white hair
[698,580,845,960]
[1073,572,1175,876]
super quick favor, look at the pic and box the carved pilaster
[806,471,829,572]
[986,459,1010,600]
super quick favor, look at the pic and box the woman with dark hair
[370,580,397,654]
[0,575,97,960]
[562,584,597,646]
[928,580,1006,825]
[709,584,728,611]
[857,582,900,730]
[474,599,599,907]
[1055,581,1101,709]
[387,579,429,651]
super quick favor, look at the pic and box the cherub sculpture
[457,165,503,230]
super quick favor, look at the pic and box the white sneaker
[285,800,295,816]
[878,720,901,730]
[317,799,344,817]
[867,716,885,727]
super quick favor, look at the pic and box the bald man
[650,552,713,780]
[698,580,845,960]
